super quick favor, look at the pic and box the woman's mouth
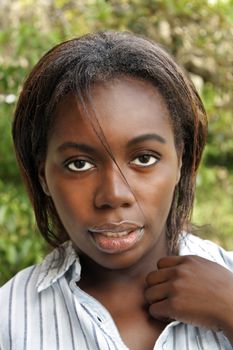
[88,222,144,254]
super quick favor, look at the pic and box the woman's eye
[131,155,158,167]
[66,160,94,172]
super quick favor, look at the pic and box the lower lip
[90,228,144,254]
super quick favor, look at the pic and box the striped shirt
[0,234,232,350]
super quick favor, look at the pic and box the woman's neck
[78,234,168,289]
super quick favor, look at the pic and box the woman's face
[40,77,182,270]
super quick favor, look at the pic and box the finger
[157,255,186,269]
[145,282,169,304]
[146,267,173,286]
[148,299,173,321]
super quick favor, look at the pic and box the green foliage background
[0,0,232,286]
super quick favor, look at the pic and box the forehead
[51,77,174,147]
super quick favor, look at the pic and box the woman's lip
[88,221,143,234]
[89,227,144,254]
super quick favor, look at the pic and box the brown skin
[40,77,181,272]
[79,254,168,349]
[39,77,233,348]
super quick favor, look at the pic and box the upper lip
[88,221,143,233]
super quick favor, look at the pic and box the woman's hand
[145,255,233,344]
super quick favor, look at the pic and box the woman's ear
[176,153,183,185]
[38,163,50,196]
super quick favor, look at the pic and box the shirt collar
[36,233,225,293]
[36,241,81,293]
[36,234,191,293]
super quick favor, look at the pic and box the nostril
[94,188,135,209]
[96,202,132,210]
[98,203,112,210]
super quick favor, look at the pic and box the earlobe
[38,163,50,196]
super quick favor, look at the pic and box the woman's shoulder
[0,240,79,308]
[0,264,40,342]
[179,233,233,271]
[0,264,40,307]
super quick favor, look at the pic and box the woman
[1,31,233,349]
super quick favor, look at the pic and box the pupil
[75,160,85,168]
[139,155,150,163]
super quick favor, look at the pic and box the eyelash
[65,159,95,172]
[65,153,160,172]
[130,154,159,168]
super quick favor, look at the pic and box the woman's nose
[94,166,135,209]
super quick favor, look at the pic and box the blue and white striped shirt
[0,234,232,349]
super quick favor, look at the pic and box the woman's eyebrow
[57,142,96,154]
[57,134,166,153]
[127,133,166,147]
